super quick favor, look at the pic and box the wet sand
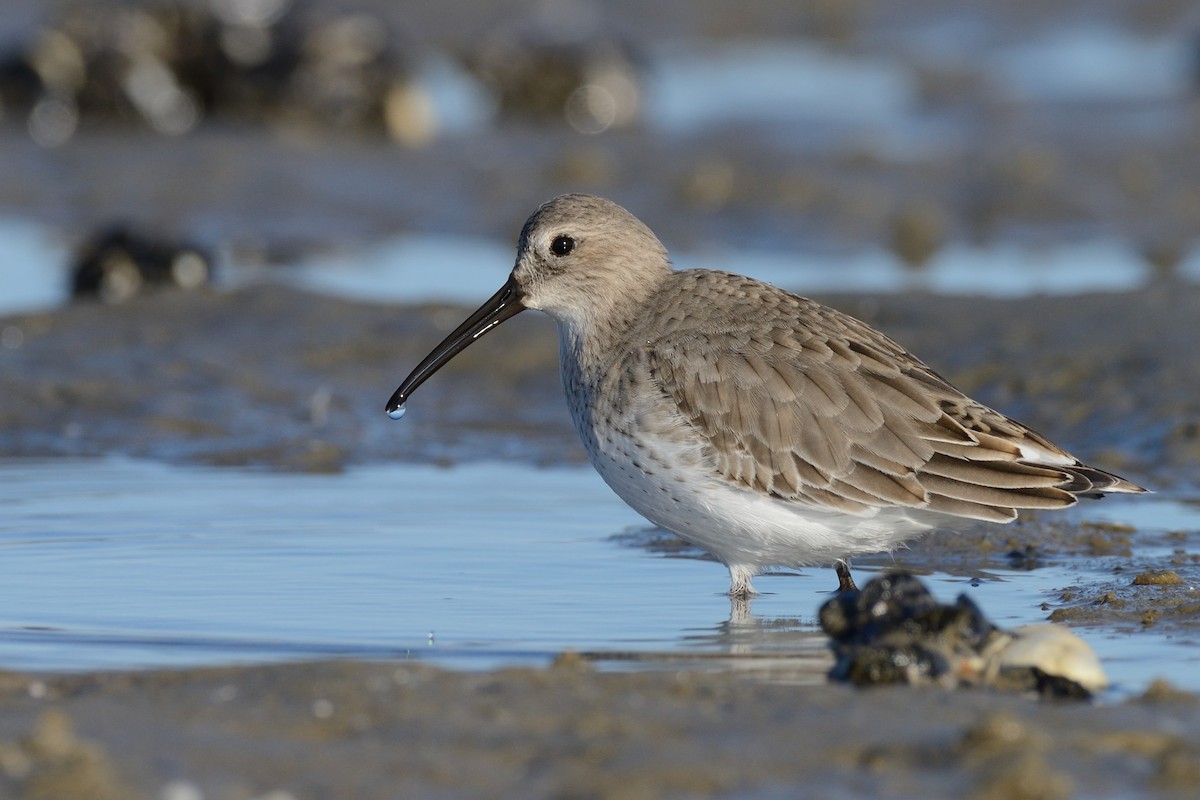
[2,660,1200,799]
[1,281,1196,478]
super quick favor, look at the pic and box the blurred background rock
[0,0,1198,298]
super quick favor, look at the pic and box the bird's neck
[555,281,659,376]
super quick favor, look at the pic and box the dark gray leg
[835,561,858,592]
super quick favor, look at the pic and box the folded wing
[643,292,1145,522]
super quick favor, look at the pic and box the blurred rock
[1117,150,1161,198]
[71,226,212,303]
[382,80,436,147]
[1006,545,1041,570]
[0,709,135,800]
[1131,569,1186,587]
[679,157,737,210]
[0,0,426,143]
[819,572,1107,697]
[888,198,947,268]
[547,145,619,187]
[469,11,640,133]
[284,11,410,134]
[996,624,1108,696]
[1140,238,1185,280]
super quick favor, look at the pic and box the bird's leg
[727,565,758,599]
[835,560,858,592]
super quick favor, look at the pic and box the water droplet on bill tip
[387,403,407,420]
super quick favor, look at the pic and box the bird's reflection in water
[597,525,833,680]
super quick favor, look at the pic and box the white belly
[585,424,938,573]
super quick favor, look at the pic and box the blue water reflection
[0,457,1194,695]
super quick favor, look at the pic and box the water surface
[1,458,1195,696]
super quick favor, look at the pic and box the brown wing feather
[638,273,1146,519]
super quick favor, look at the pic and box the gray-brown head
[386,194,672,417]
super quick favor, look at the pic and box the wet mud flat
[1,284,1199,797]
[2,1,1199,796]
[2,281,1198,474]
[1,659,1200,799]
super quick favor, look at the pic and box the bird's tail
[1057,463,1149,498]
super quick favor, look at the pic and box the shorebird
[386,194,1146,597]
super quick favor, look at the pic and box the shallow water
[0,217,71,317]
[1,458,1195,695]
[988,25,1192,103]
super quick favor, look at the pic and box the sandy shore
[1,659,1198,799]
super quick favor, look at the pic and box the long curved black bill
[386,275,525,418]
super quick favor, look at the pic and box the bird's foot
[727,565,759,599]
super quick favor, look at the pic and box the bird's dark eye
[550,235,575,257]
